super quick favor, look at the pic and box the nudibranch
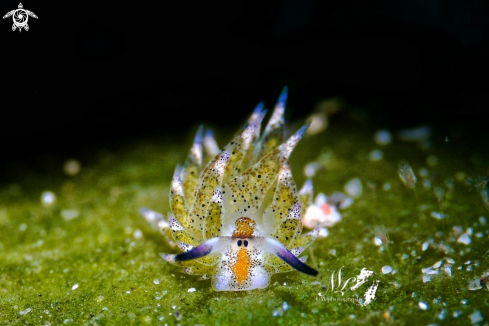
[141,86,320,291]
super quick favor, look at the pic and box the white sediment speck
[61,210,79,220]
[374,237,383,246]
[418,301,428,310]
[72,284,78,290]
[457,233,471,245]
[418,168,429,178]
[423,275,432,283]
[153,279,160,285]
[438,309,446,320]
[63,159,81,176]
[422,179,431,189]
[422,241,429,251]
[133,229,142,239]
[432,261,442,268]
[187,288,196,293]
[431,211,447,219]
[344,178,362,198]
[443,265,452,277]
[41,191,56,207]
[374,129,392,146]
[318,227,329,238]
[446,258,455,264]
[382,266,393,274]
[422,267,439,275]
[397,125,432,142]
[469,310,483,324]
[382,183,391,191]
[19,223,27,231]
[368,149,383,161]
[467,279,482,291]
[479,216,486,225]
[19,308,32,315]
[304,162,320,178]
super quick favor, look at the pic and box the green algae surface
[1,113,488,326]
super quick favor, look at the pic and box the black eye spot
[237,240,242,247]
[244,240,248,247]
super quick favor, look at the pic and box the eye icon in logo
[3,3,38,32]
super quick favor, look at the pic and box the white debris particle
[446,258,455,264]
[427,155,438,166]
[304,162,320,178]
[382,183,391,191]
[329,249,336,255]
[418,301,428,310]
[461,299,468,305]
[61,210,79,220]
[283,301,289,311]
[401,253,409,260]
[374,237,383,246]
[344,178,362,198]
[153,279,160,285]
[126,291,131,294]
[465,260,471,265]
[453,226,464,236]
[432,260,442,268]
[19,223,27,232]
[172,305,177,310]
[475,232,483,238]
[187,288,196,293]
[418,168,429,178]
[423,275,432,283]
[479,216,486,226]
[467,265,473,272]
[102,307,108,311]
[63,159,81,176]
[422,267,439,275]
[431,211,447,219]
[457,233,471,245]
[155,296,161,300]
[71,284,78,290]
[368,149,383,161]
[318,227,329,238]
[398,160,417,189]
[19,308,32,315]
[466,227,473,236]
[467,279,482,291]
[422,241,429,251]
[469,310,483,325]
[133,229,142,239]
[41,191,56,207]
[422,179,431,189]
[397,125,432,142]
[438,309,446,320]
[382,266,393,274]
[443,265,452,277]
[374,129,392,146]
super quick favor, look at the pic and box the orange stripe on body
[232,247,251,284]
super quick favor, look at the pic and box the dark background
[1,0,488,162]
